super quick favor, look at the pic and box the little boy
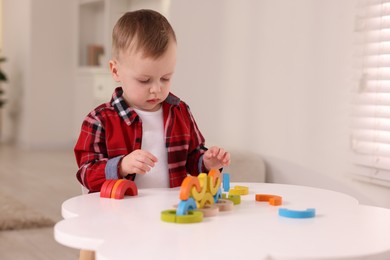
[74,9,230,192]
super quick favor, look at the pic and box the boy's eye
[161,78,170,82]
[138,79,150,84]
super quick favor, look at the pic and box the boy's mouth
[147,99,159,103]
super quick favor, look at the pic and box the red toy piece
[100,179,138,199]
[100,180,117,198]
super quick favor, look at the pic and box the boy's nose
[150,83,161,93]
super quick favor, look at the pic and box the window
[352,0,390,187]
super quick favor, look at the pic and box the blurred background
[0,0,389,210]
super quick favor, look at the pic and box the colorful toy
[161,169,236,224]
[198,204,219,217]
[278,208,316,218]
[179,176,202,201]
[161,210,203,224]
[191,173,207,202]
[100,179,138,199]
[199,192,215,208]
[222,193,241,205]
[229,185,249,195]
[222,173,230,192]
[215,199,234,211]
[208,168,222,195]
[176,198,197,216]
[213,187,222,203]
[100,179,117,198]
[255,194,282,206]
[179,170,221,209]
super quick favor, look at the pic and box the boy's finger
[223,152,230,162]
[207,146,216,155]
[222,158,231,166]
[204,150,213,159]
[138,150,158,163]
[216,148,226,160]
[145,151,158,162]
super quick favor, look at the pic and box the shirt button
[136,138,141,143]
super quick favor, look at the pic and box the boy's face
[110,42,176,112]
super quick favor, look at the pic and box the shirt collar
[165,92,180,105]
[111,87,180,125]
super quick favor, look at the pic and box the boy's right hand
[118,150,158,177]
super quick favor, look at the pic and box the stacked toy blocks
[100,179,138,199]
[161,169,238,224]
[98,173,316,220]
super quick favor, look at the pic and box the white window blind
[352,0,390,186]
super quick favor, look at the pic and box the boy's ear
[109,59,121,82]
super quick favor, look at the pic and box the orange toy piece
[100,180,117,198]
[111,180,138,199]
[179,176,201,201]
[110,180,125,199]
[255,194,282,206]
[208,168,222,195]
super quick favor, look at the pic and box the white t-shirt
[132,107,169,188]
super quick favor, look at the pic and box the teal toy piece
[278,208,316,219]
[222,173,230,192]
[213,187,222,203]
[176,198,197,216]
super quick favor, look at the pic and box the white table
[54,183,390,260]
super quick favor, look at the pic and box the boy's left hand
[203,146,231,171]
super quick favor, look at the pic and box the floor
[0,145,81,259]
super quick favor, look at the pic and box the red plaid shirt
[74,87,207,192]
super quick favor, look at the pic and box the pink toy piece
[215,199,234,211]
[198,204,219,217]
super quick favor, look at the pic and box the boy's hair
[112,9,176,59]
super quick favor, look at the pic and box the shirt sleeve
[106,155,124,180]
[183,103,207,175]
[74,115,112,192]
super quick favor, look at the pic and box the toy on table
[100,179,138,199]
[278,208,316,218]
[221,193,241,205]
[255,194,316,218]
[255,194,283,206]
[222,172,230,192]
[229,185,249,195]
[161,210,203,223]
[161,170,238,224]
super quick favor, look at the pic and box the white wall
[170,0,390,208]
[2,0,75,148]
[2,0,30,145]
[2,0,390,207]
